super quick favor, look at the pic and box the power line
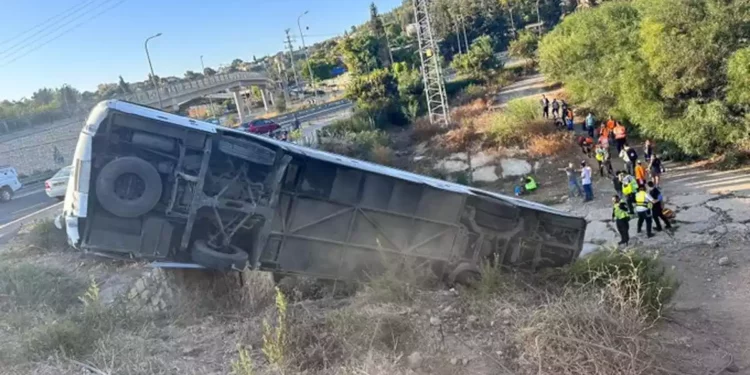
[0,0,99,47]
[0,0,118,61]
[0,0,128,67]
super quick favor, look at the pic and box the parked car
[239,119,281,134]
[45,166,72,200]
[59,100,586,282]
[0,166,22,202]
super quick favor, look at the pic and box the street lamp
[144,33,163,108]
[297,11,318,99]
[201,55,218,120]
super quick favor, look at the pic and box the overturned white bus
[60,100,586,283]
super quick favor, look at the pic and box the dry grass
[369,144,394,166]
[25,219,69,252]
[451,98,488,124]
[411,117,447,143]
[528,132,575,157]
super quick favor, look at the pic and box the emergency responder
[619,171,637,214]
[634,186,655,238]
[648,181,672,231]
[612,195,630,246]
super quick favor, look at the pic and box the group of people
[556,108,673,247]
[541,95,576,131]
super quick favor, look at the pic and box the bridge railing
[122,72,273,106]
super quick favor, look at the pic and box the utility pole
[413,0,450,126]
[298,11,318,99]
[284,29,301,89]
[144,33,163,108]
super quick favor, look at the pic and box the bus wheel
[95,157,162,218]
[191,240,249,271]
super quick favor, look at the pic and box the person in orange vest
[606,116,615,131]
[613,121,627,153]
[597,123,610,147]
[634,160,647,188]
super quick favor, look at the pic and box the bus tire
[191,240,249,270]
[96,156,162,218]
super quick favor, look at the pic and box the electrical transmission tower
[284,29,301,88]
[413,0,450,126]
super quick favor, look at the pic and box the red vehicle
[239,119,281,134]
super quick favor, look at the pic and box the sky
[0,0,402,101]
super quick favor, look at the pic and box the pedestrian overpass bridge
[122,72,277,117]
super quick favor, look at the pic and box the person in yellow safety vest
[619,171,637,214]
[524,176,538,192]
[634,186,655,238]
[612,195,630,246]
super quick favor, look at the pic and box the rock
[678,206,717,223]
[726,362,740,372]
[718,256,731,266]
[682,221,717,234]
[584,221,618,244]
[707,198,750,223]
[467,315,478,324]
[462,358,470,365]
[414,142,428,156]
[472,151,495,168]
[450,358,458,365]
[706,278,712,282]
[407,352,423,369]
[580,243,603,257]
[667,194,716,208]
[503,320,511,326]
[500,158,532,178]
[585,207,613,222]
[473,165,500,182]
[430,316,442,326]
[413,155,425,162]
[437,159,469,173]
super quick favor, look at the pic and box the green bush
[482,98,550,146]
[568,249,678,316]
[26,219,68,251]
[445,77,483,98]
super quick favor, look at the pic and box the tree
[117,75,131,94]
[369,2,391,67]
[508,30,539,62]
[451,36,501,81]
[346,68,406,125]
[203,67,217,76]
[228,58,244,72]
[339,33,382,75]
[57,85,79,114]
[184,70,203,80]
[538,0,750,155]
[31,88,54,106]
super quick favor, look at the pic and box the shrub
[568,249,678,316]
[369,144,393,166]
[475,98,554,147]
[445,77,483,98]
[26,219,68,251]
[411,117,446,142]
[453,84,489,105]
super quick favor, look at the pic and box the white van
[0,166,22,202]
[61,100,585,280]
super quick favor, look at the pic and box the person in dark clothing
[612,195,630,246]
[552,99,560,118]
[561,100,568,117]
[541,95,550,118]
[625,144,638,174]
[648,181,672,231]
[612,170,623,198]
[648,154,665,187]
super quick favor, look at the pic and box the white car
[0,166,23,202]
[45,166,72,200]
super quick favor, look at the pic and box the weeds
[0,263,87,313]
[411,117,446,143]
[528,132,575,157]
[262,287,288,369]
[568,249,678,316]
[232,345,256,375]
[369,144,394,166]
[26,218,68,251]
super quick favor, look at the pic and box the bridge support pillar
[261,89,269,112]
[231,90,246,124]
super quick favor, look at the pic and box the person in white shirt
[580,161,593,202]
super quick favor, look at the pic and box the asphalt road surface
[0,185,58,226]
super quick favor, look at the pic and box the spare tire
[191,240,249,270]
[96,156,163,218]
